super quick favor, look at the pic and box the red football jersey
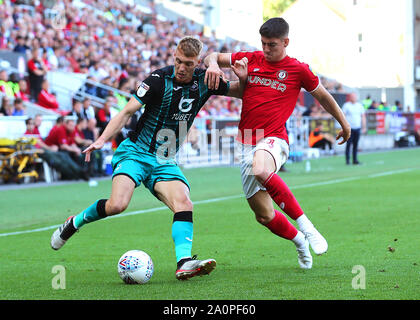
[231,51,319,145]
[45,125,75,147]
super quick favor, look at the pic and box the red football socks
[263,172,304,220]
[265,210,298,240]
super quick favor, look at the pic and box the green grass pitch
[0,148,419,300]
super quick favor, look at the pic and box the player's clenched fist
[232,57,248,82]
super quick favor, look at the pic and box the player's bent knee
[255,214,272,225]
[106,200,129,216]
[173,197,193,213]
[252,165,272,184]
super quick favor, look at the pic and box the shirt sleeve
[133,70,163,105]
[300,63,320,93]
[231,51,255,66]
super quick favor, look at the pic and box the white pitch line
[0,167,417,238]
[367,168,415,178]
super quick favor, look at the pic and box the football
[117,250,154,284]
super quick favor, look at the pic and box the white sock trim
[292,231,306,247]
[296,214,313,231]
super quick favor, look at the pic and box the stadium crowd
[0,0,253,117]
[0,0,351,118]
[2,0,413,184]
[0,0,256,182]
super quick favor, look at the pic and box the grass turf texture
[0,148,419,300]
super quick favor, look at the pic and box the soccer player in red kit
[204,17,351,269]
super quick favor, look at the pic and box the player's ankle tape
[173,211,193,223]
[97,199,108,218]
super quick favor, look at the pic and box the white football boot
[302,227,328,255]
[296,238,313,269]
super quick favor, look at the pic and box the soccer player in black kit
[51,36,248,281]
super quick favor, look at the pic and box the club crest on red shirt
[276,70,288,81]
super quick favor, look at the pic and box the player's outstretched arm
[83,96,143,162]
[204,52,232,90]
[310,84,351,145]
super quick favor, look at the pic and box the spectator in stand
[391,100,402,113]
[75,117,105,177]
[24,118,56,150]
[24,117,89,181]
[37,79,59,111]
[13,35,30,54]
[44,117,69,150]
[33,114,43,136]
[69,100,84,120]
[88,60,108,82]
[302,103,323,117]
[28,47,48,101]
[82,118,99,143]
[57,119,82,159]
[114,78,130,111]
[82,117,105,176]
[97,76,113,99]
[44,116,64,141]
[0,96,14,116]
[65,48,81,73]
[308,122,335,152]
[74,118,93,149]
[368,100,378,110]
[41,50,52,71]
[14,79,30,102]
[362,95,372,110]
[47,46,60,71]
[0,69,15,98]
[377,101,390,112]
[96,96,113,135]
[82,97,96,120]
[44,118,89,177]
[13,98,26,116]
[80,76,98,97]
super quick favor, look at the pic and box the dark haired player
[204,18,351,269]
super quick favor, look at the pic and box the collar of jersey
[171,66,201,86]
